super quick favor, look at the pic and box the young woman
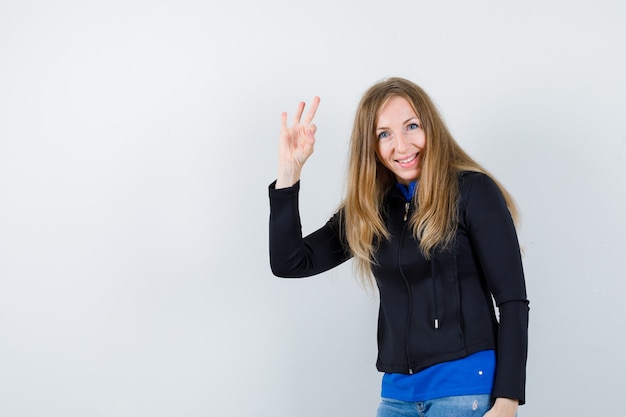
[268,77,529,417]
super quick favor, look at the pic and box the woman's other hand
[483,398,519,417]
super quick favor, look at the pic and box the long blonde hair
[341,77,518,283]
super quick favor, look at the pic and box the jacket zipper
[400,198,439,374]
[399,200,414,373]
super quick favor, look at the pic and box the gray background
[1,0,625,415]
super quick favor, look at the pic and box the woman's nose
[394,133,409,152]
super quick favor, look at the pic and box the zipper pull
[403,202,410,221]
[434,318,440,329]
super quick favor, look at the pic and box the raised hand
[275,97,320,188]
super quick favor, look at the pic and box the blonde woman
[268,78,528,417]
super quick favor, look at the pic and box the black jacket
[268,171,529,404]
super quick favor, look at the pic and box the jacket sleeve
[268,180,351,277]
[462,173,530,404]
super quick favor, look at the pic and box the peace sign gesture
[275,97,320,188]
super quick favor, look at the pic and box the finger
[292,101,305,126]
[307,123,317,136]
[302,96,320,125]
[280,111,288,130]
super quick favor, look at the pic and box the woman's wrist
[275,164,302,189]
[491,397,519,414]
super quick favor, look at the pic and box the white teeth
[398,154,417,164]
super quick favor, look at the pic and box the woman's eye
[377,131,390,140]
[407,123,419,130]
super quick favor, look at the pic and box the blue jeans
[376,394,492,417]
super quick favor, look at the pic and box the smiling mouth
[396,153,418,164]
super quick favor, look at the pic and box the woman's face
[375,96,426,185]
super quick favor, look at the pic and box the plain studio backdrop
[1,0,625,416]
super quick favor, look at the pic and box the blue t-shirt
[395,181,417,201]
[382,350,496,401]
